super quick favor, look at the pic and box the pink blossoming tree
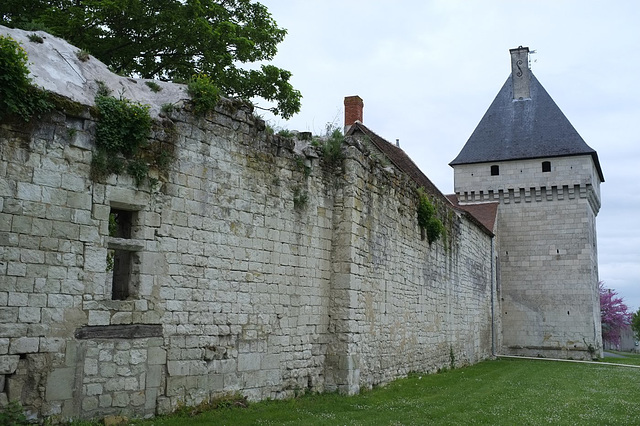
[599,281,632,347]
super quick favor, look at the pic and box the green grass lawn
[134,355,640,425]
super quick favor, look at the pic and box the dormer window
[542,161,551,172]
[490,165,500,176]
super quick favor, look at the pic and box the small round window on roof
[490,165,499,176]
[542,161,551,172]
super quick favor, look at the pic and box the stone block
[61,174,86,192]
[165,376,186,398]
[17,182,42,202]
[131,390,146,406]
[82,396,99,411]
[66,192,91,209]
[111,312,133,325]
[18,307,41,323]
[112,391,130,407]
[9,337,39,354]
[46,367,75,401]
[0,355,19,374]
[146,364,163,388]
[88,310,110,326]
[238,353,261,371]
[33,168,63,187]
[85,383,103,396]
[0,338,9,355]
[261,354,280,370]
[145,387,158,411]
[84,358,98,375]
[6,263,26,277]
[167,360,189,376]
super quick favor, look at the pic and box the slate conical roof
[450,73,604,181]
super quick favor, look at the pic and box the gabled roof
[347,122,446,203]
[347,122,495,236]
[446,195,498,234]
[450,74,604,182]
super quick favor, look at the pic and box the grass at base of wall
[129,356,640,425]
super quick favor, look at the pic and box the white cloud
[259,0,640,309]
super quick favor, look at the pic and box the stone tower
[450,46,604,359]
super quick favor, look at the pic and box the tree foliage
[0,0,301,118]
[599,281,632,347]
[631,307,640,341]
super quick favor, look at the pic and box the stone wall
[453,156,602,359]
[0,70,496,422]
[326,141,495,394]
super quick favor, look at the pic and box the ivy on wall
[417,188,445,244]
[90,91,153,185]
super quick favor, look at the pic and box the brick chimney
[344,95,363,133]
[509,46,530,100]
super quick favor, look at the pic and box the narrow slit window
[107,208,140,300]
[490,165,499,176]
[111,249,133,300]
[542,161,551,172]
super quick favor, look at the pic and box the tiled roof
[347,122,494,236]
[450,74,604,182]
[347,122,446,203]
[446,195,498,235]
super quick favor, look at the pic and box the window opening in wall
[491,165,499,176]
[111,249,133,300]
[107,208,141,300]
[109,209,133,238]
[542,161,551,172]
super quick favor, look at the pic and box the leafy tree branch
[1,0,302,119]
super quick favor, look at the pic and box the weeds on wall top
[27,33,44,43]
[76,49,90,62]
[313,124,344,168]
[90,86,157,186]
[187,74,221,115]
[417,187,445,244]
[145,81,162,93]
[0,35,52,122]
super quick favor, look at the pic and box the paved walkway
[603,351,626,358]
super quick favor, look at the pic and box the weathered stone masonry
[0,30,497,421]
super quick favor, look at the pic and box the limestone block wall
[1,97,496,421]
[327,142,496,394]
[453,156,602,359]
[497,196,601,358]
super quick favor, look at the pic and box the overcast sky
[258,0,640,312]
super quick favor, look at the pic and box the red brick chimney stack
[344,95,364,132]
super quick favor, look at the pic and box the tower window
[542,161,551,172]
[490,165,500,176]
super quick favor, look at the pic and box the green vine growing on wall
[417,187,445,244]
[88,83,179,187]
[0,35,51,122]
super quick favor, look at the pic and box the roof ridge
[349,122,452,205]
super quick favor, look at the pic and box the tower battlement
[457,183,600,214]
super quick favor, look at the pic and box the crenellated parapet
[456,182,601,214]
